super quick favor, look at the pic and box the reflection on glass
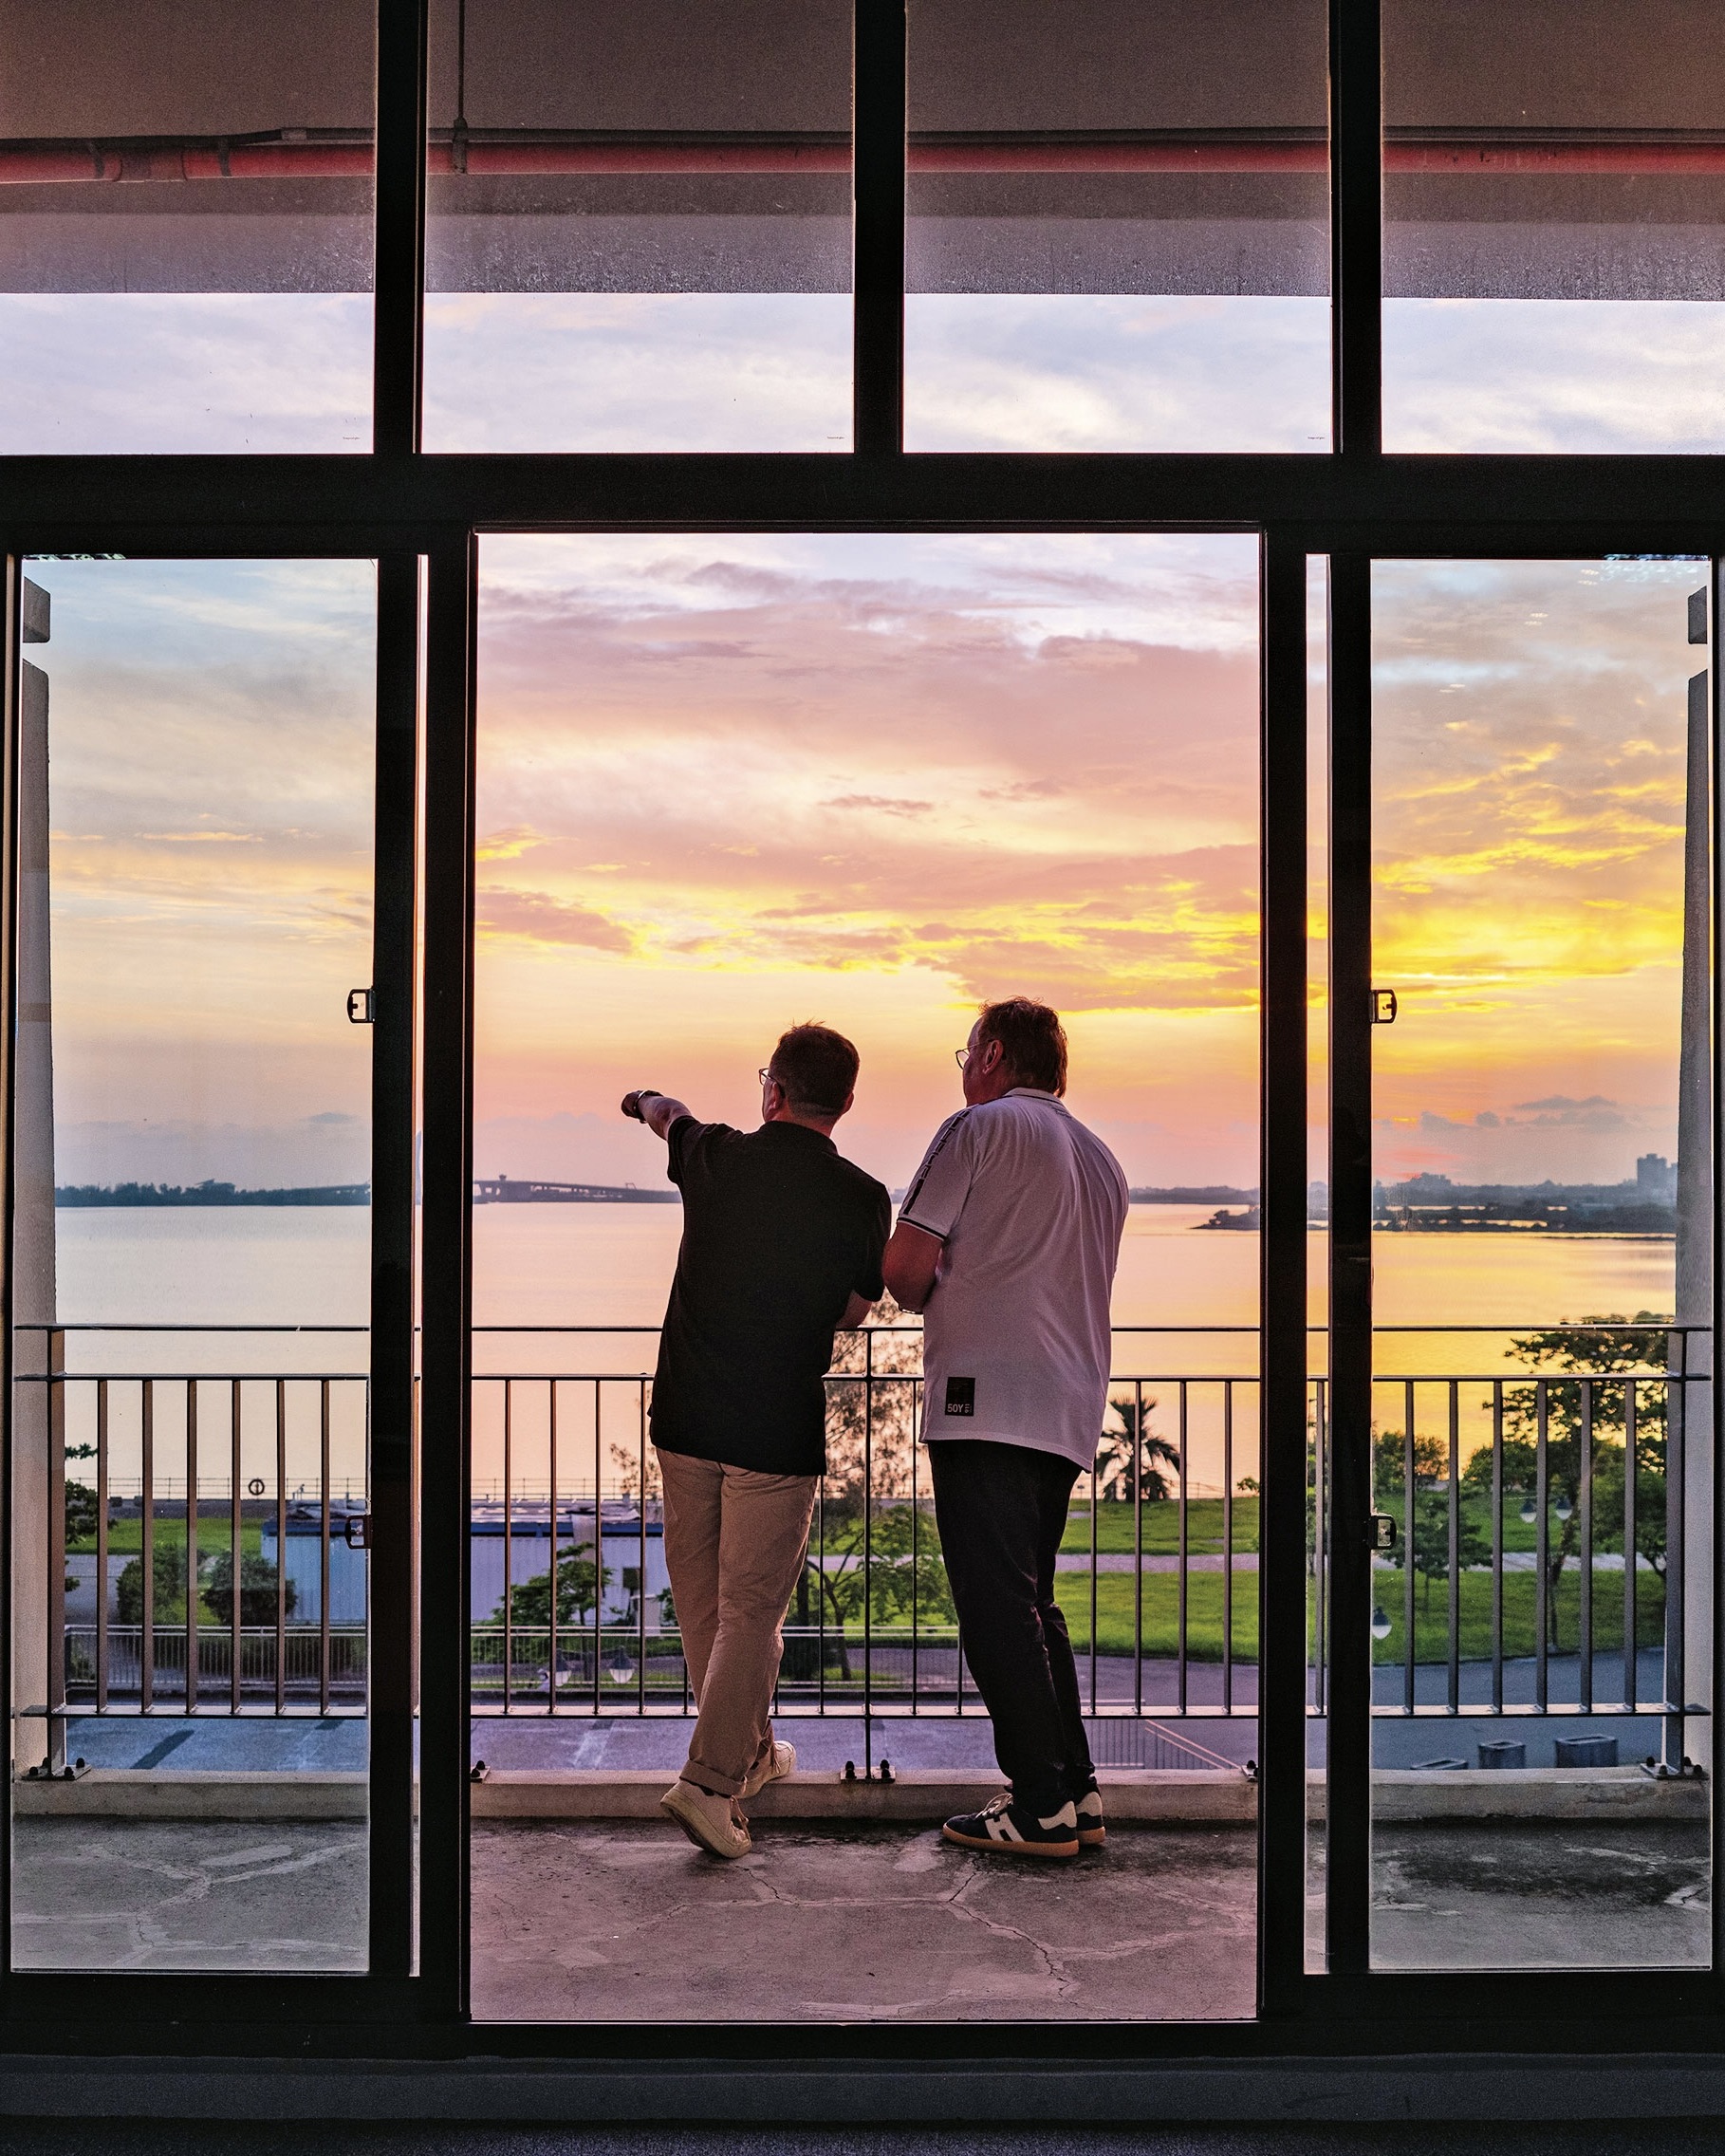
[422,0,852,451]
[0,0,375,452]
[9,560,376,1972]
[467,532,1262,2021]
[904,0,1330,452]
[1366,559,1713,1971]
[1383,2,1725,453]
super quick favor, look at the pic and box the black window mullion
[1711,555,1724,1990]
[417,537,476,2017]
[853,0,907,459]
[1325,550,1374,1977]
[0,560,20,2017]
[366,551,421,1979]
[1330,0,1382,458]
[1258,531,1311,2016]
[373,0,429,458]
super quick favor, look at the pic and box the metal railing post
[95,1379,109,1714]
[185,1376,199,1714]
[1664,1331,1689,1771]
[230,1377,242,1711]
[45,1326,65,1769]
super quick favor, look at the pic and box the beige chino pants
[655,1446,818,1799]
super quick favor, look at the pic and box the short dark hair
[770,1022,860,1117]
[976,997,1067,1096]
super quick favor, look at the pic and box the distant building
[1637,1153,1678,1201]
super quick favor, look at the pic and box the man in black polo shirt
[621,1023,889,1859]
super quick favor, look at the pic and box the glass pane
[0,1,376,453]
[1367,558,1714,1972]
[1383,2,1725,453]
[9,559,377,1972]
[904,0,1330,452]
[467,532,1261,2022]
[422,0,852,452]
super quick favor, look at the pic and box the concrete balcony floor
[470,1819,1255,2021]
[10,1811,1712,2004]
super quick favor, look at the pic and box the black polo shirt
[649,1116,891,1476]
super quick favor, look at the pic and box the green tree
[1460,1311,1670,1646]
[1376,1428,1491,1618]
[791,1500,955,1678]
[202,1549,295,1626]
[116,1538,186,1626]
[494,1545,609,1628]
[65,1479,99,1548]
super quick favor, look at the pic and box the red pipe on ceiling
[5,135,1725,185]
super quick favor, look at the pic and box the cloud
[1419,1096,1634,1138]
[981,776,1066,802]
[819,794,936,817]
[478,890,634,953]
[472,535,1262,1015]
[1505,1096,1631,1130]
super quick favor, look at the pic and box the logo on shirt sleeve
[943,1377,975,1417]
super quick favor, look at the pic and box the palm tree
[1097,1393,1180,1501]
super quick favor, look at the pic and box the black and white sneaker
[1073,1781,1106,1849]
[941,1792,1080,1859]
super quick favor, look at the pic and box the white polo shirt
[900,1087,1129,1471]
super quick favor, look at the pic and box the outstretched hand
[621,1088,692,1141]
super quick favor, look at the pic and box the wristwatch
[621,1089,662,1122]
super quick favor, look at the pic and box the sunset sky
[34,556,376,1188]
[1368,555,1698,1186]
[472,531,1261,1191]
[16,297,1708,1199]
[7,294,1725,455]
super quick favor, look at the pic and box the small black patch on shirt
[944,1377,975,1417]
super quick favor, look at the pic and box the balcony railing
[15,1322,1710,1774]
[466,1327,1260,1727]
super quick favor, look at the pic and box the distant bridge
[473,1175,678,1204]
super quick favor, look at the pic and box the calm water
[50,1199,1678,1346]
[48,1203,1679,1496]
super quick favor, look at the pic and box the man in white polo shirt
[883,997,1128,1860]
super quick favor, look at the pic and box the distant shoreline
[56,1182,368,1208]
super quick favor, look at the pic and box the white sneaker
[660,1776,751,1860]
[740,1739,797,1799]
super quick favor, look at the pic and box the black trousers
[929,1439,1096,1817]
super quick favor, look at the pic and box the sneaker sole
[940,1823,1079,1859]
[1078,1826,1107,1849]
[659,1791,750,1861]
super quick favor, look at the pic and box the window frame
[1,0,1722,2079]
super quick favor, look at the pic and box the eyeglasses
[758,1068,778,1088]
[954,1048,971,1069]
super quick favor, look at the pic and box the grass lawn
[1377,1487,1668,1559]
[1060,1571,1259,1662]
[66,1517,266,1559]
[1369,1567,1666,1665]
[1062,1496,1258,1556]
